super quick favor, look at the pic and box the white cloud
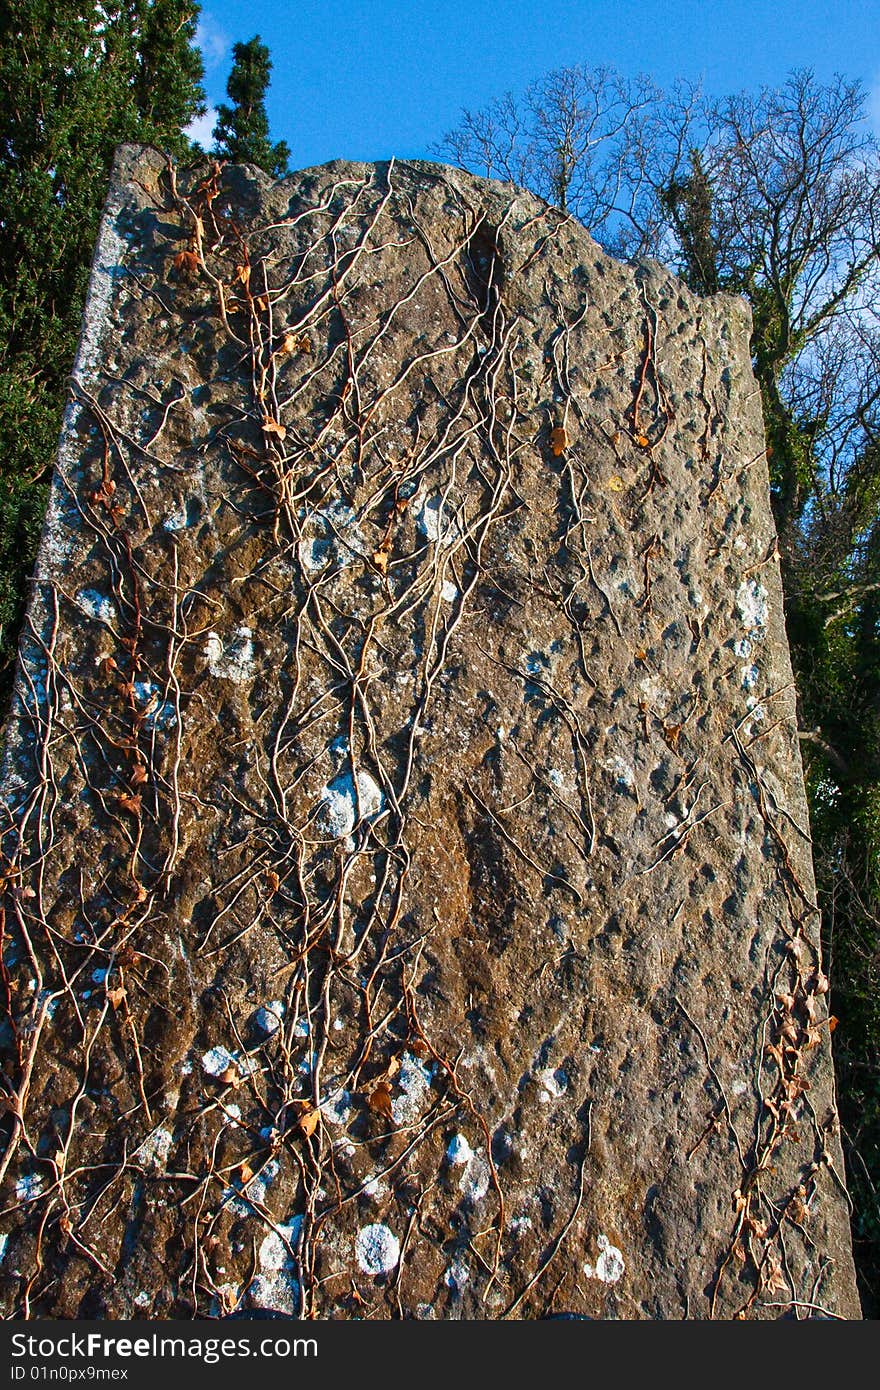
[195,12,229,71]
[185,107,218,150]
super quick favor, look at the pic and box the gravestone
[0,146,860,1318]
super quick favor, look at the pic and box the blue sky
[190,1,880,164]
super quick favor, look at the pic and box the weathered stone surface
[0,146,860,1318]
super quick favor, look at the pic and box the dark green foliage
[0,1,205,707]
[212,35,290,177]
[661,150,719,298]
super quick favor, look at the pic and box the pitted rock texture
[0,146,860,1319]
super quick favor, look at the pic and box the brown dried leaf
[262,418,287,441]
[299,1106,320,1139]
[762,1259,787,1295]
[368,1080,394,1121]
[239,1161,254,1184]
[266,870,280,893]
[107,986,126,1010]
[235,263,251,286]
[173,249,199,278]
[130,764,148,787]
[372,548,390,576]
[550,426,569,457]
[116,793,142,818]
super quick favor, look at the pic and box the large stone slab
[0,145,860,1318]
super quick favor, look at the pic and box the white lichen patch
[584,1232,625,1284]
[225,1157,281,1216]
[298,499,368,572]
[132,680,176,731]
[638,673,671,710]
[458,1150,490,1203]
[538,1066,569,1102]
[75,202,127,384]
[446,1133,473,1166]
[418,494,457,546]
[445,1257,469,1293]
[392,1051,433,1125]
[204,625,254,684]
[135,1126,173,1170]
[319,768,384,839]
[298,537,331,573]
[441,579,459,602]
[741,663,761,692]
[249,1270,299,1316]
[258,1219,302,1272]
[508,1214,533,1234]
[15,1173,43,1203]
[356,1222,400,1276]
[76,588,115,624]
[163,502,191,532]
[201,1045,237,1077]
[320,1087,353,1126]
[736,578,769,639]
[254,1001,285,1037]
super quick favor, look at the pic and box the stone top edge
[110,143,752,331]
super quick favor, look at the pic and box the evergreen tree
[212,35,290,177]
[0,2,205,702]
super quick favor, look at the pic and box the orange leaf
[368,1081,394,1121]
[372,548,390,576]
[299,1106,320,1139]
[107,986,126,1010]
[266,869,280,893]
[550,426,569,457]
[635,433,651,448]
[235,263,251,286]
[130,764,148,787]
[262,419,287,441]
[239,1161,254,1184]
[173,249,199,277]
[116,793,142,817]
[256,294,269,311]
